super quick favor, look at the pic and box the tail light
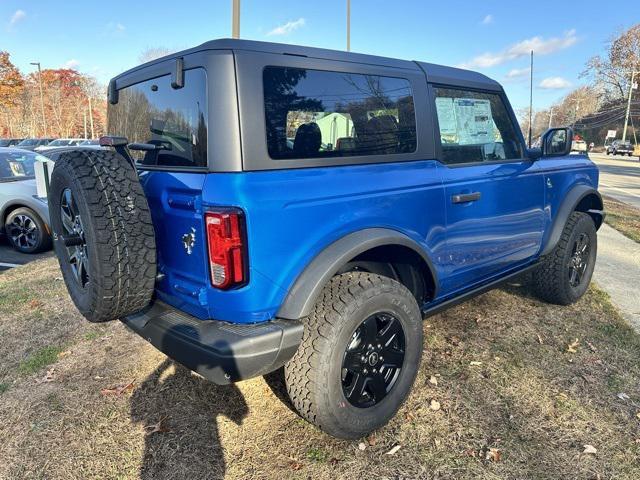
[205,209,248,289]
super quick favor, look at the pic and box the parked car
[48,39,603,440]
[78,139,100,146]
[15,138,56,151]
[606,140,633,156]
[36,138,85,152]
[0,138,24,147]
[0,148,52,253]
[571,139,587,153]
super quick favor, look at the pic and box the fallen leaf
[617,392,631,401]
[587,341,597,352]
[566,339,579,353]
[636,412,640,420]
[385,445,401,455]
[358,442,367,451]
[485,448,501,462]
[537,333,544,345]
[583,444,597,454]
[367,433,377,446]
[289,461,304,471]
[434,438,441,447]
[430,399,441,411]
[29,299,43,309]
[57,350,71,359]
[145,417,170,434]
[100,380,135,397]
[469,361,483,366]
[429,375,438,386]
[38,367,55,383]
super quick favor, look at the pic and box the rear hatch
[107,67,212,319]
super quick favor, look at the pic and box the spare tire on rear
[49,149,156,322]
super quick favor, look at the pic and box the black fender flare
[276,228,438,320]
[540,184,604,256]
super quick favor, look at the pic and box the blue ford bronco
[49,39,603,439]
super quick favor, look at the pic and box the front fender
[276,228,437,320]
[540,184,603,256]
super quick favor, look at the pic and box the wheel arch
[541,184,603,256]
[276,228,438,320]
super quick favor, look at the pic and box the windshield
[0,151,46,180]
[47,139,70,146]
[0,140,10,147]
[17,139,39,146]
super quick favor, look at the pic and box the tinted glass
[434,87,523,164]
[0,151,44,180]
[264,67,416,160]
[108,68,208,168]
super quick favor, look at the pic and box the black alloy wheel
[6,213,40,251]
[568,232,590,288]
[341,312,406,408]
[60,188,89,288]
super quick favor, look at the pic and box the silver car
[0,148,52,253]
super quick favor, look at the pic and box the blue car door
[431,86,545,295]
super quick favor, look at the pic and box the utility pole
[88,94,95,138]
[548,106,553,129]
[83,112,88,139]
[30,62,47,137]
[232,0,240,39]
[622,70,638,143]
[528,50,533,147]
[346,0,351,51]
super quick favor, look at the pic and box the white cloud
[481,14,493,25]
[539,77,572,89]
[458,29,577,69]
[267,18,305,36]
[505,67,530,79]
[64,59,80,69]
[106,22,126,36]
[9,9,26,27]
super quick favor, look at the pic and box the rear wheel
[49,149,156,322]
[4,207,51,253]
[284,272,423,439]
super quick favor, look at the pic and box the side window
[433,87,523,165]
[108,68,208,168]
[263,66,416,160]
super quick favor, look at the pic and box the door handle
[451,192,481,204]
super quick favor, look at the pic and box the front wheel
[531,212,597,305]
[4,207,51,253]
[284,272,423,439]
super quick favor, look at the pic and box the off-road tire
[531,211,596,305]
[284,272,423,439]
[4,207,51,253]
[49,149,156,322]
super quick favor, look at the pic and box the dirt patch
[603,195,640,243]
[1,258,639,479]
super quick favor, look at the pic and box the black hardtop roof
[113,38,502,91]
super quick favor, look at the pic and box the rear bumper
[121,301,303,384]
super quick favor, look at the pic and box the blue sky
[1,0,638,111]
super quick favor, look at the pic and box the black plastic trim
[423,262,538,317]
[541,185,603,256]
[121,301,303,384]
[277,228,438,320]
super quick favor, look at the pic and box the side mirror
[541,127,573,157]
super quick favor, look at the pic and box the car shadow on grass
[130,334,249,479]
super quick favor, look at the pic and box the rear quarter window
[263,66,416,160]
[108,68,208,168]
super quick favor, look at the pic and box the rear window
[263,66,416,160]
[108,68,208,168]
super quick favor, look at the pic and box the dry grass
[603,195,640,243]
[1,258,640,479]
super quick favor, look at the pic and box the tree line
[0,51,106,139]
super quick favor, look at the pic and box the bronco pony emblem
[181,227,196,255]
